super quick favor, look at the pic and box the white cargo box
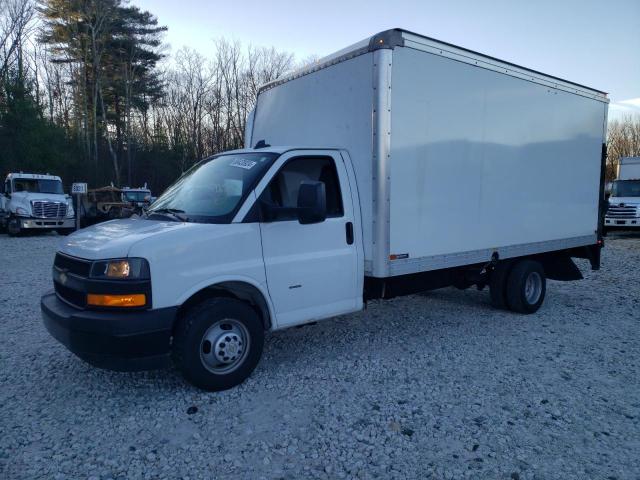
[248,29,608,278]
[617,157,640,180]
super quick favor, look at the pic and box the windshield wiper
[146,208,189,222]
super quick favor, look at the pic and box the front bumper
[41,291,177,371]
[604,218,640,228]
[20,217,75,229]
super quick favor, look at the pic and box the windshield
[611,180,640,198]
[13,178,64,194]
[124,191,150,202]
[149,152,278,223]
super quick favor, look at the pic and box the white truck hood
[10,191,68,211]
[59,218,187,260]
[12,191,68,202]
[608,196,640,205]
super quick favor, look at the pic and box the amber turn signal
[87,293,146,307]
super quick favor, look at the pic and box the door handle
[345,222,354,245]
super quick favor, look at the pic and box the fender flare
[176,276,276,330]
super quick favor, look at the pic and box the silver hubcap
[524,271,542,304]
[199,319,249,374]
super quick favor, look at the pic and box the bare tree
[607,115,640,180]
[0,0,35,85]
[6,3,299,191]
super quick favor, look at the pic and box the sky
[135,0,640,120]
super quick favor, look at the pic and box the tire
[489,260,513,309]
[505,260,546,314]
[7,217,21,236]
[107,207,121,219]
[172,297,264,391]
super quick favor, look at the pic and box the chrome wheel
[199,319,250,374]
[524,271,542,305]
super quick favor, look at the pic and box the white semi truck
[605,157,640,231]
[42,29,608,391]
[1,172,75,236]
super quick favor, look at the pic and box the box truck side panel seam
[387,234,597,276]
[259,29,607,103]
[371,48,393,278]
[401,33,607,102]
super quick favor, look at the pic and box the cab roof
[6,172,61,181]
[218,146,338,156]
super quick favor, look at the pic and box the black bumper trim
[41,291,177,371]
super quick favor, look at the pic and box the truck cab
[1,173,75,236]
[605,157,640,231]
[605,179,640,230]
[121,186,153,212]
[41,148,363,390]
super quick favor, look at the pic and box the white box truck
[605,157,640,230]
[1,172,75,236]
[42,29,608,391]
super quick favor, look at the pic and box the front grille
[606,205,637,219]
[54,253,91,277]
[54,281,86,308]
[32,201,67,219]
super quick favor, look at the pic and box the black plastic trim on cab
[41,291,177,371]
[52,265,152,310]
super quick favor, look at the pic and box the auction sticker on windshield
[230,158,257,170]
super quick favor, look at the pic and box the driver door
[254,150,360,328]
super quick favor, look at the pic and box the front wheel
[172,297,264,391]
[506,260,546,314]
[7,217,21,236]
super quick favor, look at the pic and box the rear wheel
[505,260,546,314]
[172,297,264,391]
[489,260,513,309]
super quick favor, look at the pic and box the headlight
[90,258,150,280]
[15,207,29,216]
[66,203,75,218]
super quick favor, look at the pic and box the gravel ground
[1,232,639,480]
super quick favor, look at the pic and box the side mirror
[297,181,326,225]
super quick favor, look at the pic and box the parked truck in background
[79,186,134,227]
[121,185,153,213]
[605,157,640,231]
[41,29,608,391]
[1,173,75,236]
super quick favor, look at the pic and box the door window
[260,156,344,221]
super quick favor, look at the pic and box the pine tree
[38,0,165,185]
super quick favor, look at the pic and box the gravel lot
[1,232,639,480]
